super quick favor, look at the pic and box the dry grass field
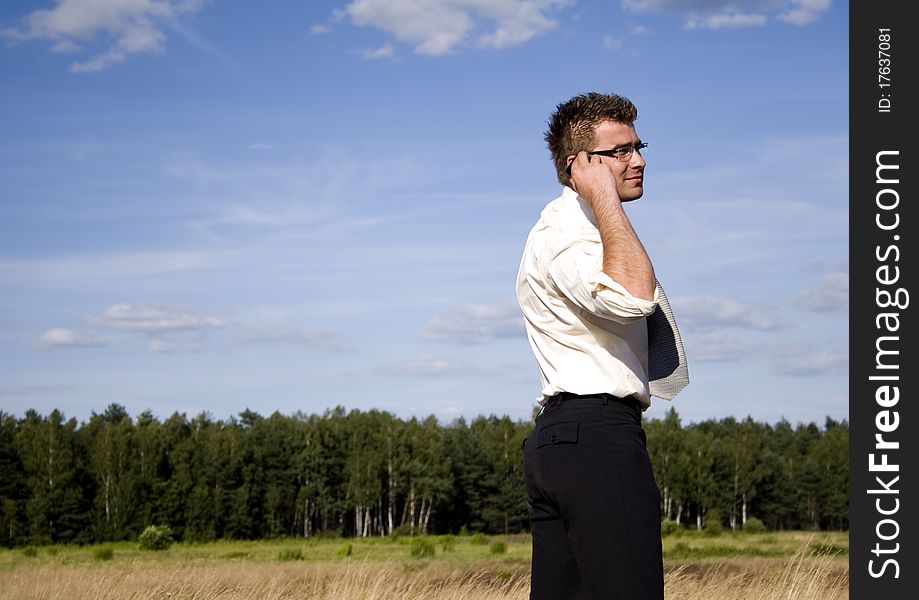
[0,531,848,599]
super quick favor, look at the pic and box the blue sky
[0,0,848,427]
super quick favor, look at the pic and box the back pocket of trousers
[536,421,579,448]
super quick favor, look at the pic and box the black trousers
[523,394,664,600]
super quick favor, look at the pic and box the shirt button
[550,433,558,443]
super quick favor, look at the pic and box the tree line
[0,404,847,547]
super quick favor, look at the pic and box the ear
[564,154,576,175]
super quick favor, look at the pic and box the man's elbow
[596,301,657,324]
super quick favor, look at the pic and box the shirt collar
[541,186,599,230]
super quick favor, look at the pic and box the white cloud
[36,305,351,354]
[369,356,489,378]
[148,339,178,353]
[777,0,831,26]
[682,331,757,362]
[418,299,524,345]
[0,250,231,289]
[338,0,470,55]
[90,304,225,334]
[800,256,846,272]
[3,0,208,72]
[34,328,105,350]
[673,295,789,332]
[770,348,847,376]
[795,272,848,313]
[338,0,568,56]
[163,148,435,236]
[309,24,332,35]
[161,155,227,183]
[361,43,394,59]
[621,0,831,29]
[236,325,351,352]
[50,39,80,53]
[686,13,766,29]
[602,35,623,50]
[0,384,73,397]
[187,204,338,235]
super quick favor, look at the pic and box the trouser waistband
[545,392,639,410]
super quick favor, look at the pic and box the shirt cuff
[589,272,659,318]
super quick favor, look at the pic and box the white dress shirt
[516,186,660,410]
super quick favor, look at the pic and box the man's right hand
[568,151,622,214]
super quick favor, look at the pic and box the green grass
[0,530,847,572]
[489,541,507,555]
[93,546,115,561]
[277,548,304,561]
[661,530,848,563]
[409,538,436,558]
[809,541,848,556]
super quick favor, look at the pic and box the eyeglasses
[588,142,648,162]
[566,142,647,175]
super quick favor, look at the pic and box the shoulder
[537,187,601,245]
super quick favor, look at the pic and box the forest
[0,404,848,547]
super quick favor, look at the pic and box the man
[516,92,682,599]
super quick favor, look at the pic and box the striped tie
[647,281,689,400]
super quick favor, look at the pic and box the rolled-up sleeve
[545,241,658,324]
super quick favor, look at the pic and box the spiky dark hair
[545,92,638,186]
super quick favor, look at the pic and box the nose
[630,147,646,168]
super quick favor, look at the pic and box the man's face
[587,120,646,202]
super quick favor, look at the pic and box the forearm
[593,196,656,301]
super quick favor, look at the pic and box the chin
[618,184,643,202]
[620,191,643,203]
